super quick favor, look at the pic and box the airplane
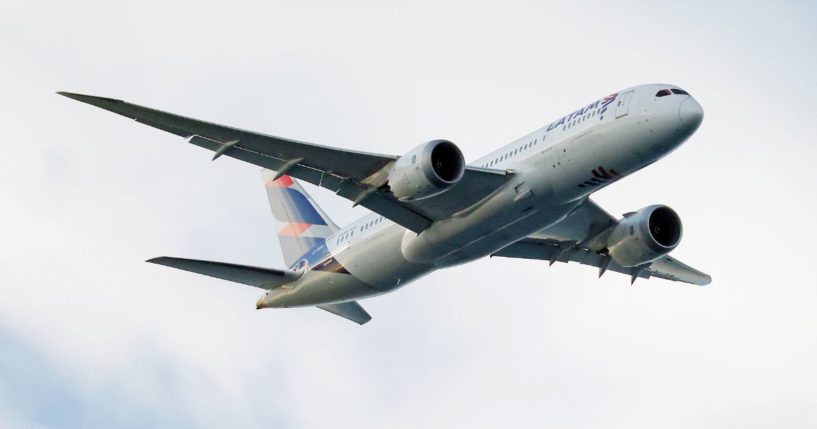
[59,84,711,325]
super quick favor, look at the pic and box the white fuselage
[259,84,703,308]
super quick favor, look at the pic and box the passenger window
[656,89,672,97]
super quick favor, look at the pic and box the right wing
[59,92,514,233]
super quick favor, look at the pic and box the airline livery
[60,84,710,324]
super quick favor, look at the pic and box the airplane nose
[679,97,703,130]
[256,296,266,309]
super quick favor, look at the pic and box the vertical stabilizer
[262,170,339,267]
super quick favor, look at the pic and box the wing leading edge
[58,92,513,233]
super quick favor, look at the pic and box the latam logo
[546,93,619,132]
[577,166,621,188]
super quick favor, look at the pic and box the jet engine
[387,140,465,201]
[605,205,682,267]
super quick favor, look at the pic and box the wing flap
[147,256,301,290]
[316,301,372,325]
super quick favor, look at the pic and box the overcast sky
[2,1,816,428]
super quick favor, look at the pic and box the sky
[1,0,816,427]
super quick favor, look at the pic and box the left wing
[59,92,513,233]
[492,199,711,286]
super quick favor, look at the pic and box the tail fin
[262,170,339,267]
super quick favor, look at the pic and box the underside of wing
[648,256,712,285]
[59,92,514,232]
[492,238,711,285]
[492,199,711,286]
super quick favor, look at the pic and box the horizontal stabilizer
[147,257,301,290]
[317,301,372,325]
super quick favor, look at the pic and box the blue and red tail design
[262,170,339,268]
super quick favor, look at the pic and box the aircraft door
[615,90,634,118]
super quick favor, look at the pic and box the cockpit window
[656,89,672,97]
[671,88,689,95]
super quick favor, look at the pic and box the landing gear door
[615,90,634,119]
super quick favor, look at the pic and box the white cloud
[1,0,816,427]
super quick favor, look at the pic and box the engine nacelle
[387,140,465,201]
[606,205,683,267]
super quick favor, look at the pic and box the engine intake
[388,140,465,201]
[606,205,682,267]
